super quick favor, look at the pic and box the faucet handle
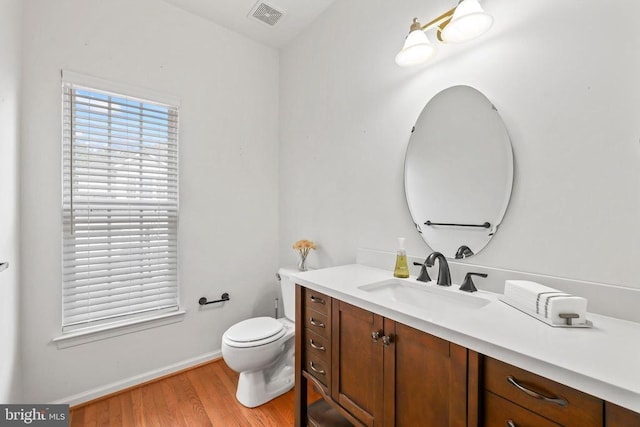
[413,262,431,282]
[460,272,487,293]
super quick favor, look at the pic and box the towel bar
[425,220,491,229]
[199,292,230,306]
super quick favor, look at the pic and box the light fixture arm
[417,7,456,32]
[407,7,456,42]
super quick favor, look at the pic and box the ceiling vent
[248,2,285,27]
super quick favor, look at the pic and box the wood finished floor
[69,359,318,426]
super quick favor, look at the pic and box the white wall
[0,0,23,404]
[279,0,640,290]
[21,0,279,403]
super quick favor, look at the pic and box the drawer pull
[309,339,326,351]
[309,317,325,328]
[309,361,326,375]
[506,421,516,427]
[309,295,326,305]
[506,376,568,407]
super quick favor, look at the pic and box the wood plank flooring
[70,359,319,426]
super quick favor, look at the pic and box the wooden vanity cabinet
[295,284,640,427]
[296,286,469,427]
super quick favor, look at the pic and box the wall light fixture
[395,0,493,67]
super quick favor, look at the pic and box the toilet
[221,268,297,408]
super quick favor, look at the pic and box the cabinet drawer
[305,310,329,338]
[305,289,330,315]
[304,351,330,387]
[483,357,602,426]
[484,391,561,427]
[305,329,330,362]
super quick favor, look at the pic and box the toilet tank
[278,268,297,321]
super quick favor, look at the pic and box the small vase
[297,255,308,271]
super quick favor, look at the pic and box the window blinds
[62,81,179,331]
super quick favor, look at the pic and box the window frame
[59,70,182,338]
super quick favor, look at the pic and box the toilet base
[236,357,294,408]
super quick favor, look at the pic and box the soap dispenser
[393,238,410,278]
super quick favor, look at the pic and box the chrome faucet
[425,252,451,286]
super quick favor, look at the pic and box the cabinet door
[331,300,384,427]
[384,321,468,427]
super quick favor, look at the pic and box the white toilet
[221,268,297,408]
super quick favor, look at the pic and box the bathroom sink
[358,279,491,310]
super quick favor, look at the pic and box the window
[62,72,179,332]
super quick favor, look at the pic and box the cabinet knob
[506,421,516,427]
[371,330,382,342]
[382,335,394,347]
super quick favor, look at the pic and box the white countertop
[291,264,640,413]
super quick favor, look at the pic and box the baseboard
[54,350,222,407]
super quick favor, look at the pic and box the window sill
[52,309,186,349]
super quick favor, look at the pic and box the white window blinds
[62,77,179,331]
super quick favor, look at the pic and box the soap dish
[500,298,593,328]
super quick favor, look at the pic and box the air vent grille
[249,2,284,27]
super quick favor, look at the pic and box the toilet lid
[225,317,284,343]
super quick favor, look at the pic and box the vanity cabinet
[295,285,469,427]
[295,283,640,427]
[481,356,602,427]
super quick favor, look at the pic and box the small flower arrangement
[293,239,317,271]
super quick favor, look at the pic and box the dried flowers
[293,239,317,271]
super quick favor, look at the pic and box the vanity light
[395,19,437,67]
[395,0,493,67]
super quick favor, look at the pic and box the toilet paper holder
[199,292,230,306]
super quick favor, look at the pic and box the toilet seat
[223,317,285,348]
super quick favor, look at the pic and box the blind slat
[65,298,178,318]
[63,241,173,254]
[64,284,177,302]
[64,268,177,287]
[63,275,176,293]
[64,301,178,327]
[63,252,177,269]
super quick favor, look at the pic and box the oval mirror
[404,86,513,259]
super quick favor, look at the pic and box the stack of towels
[502,280,589,327]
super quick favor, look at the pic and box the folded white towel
[503,280,588,326]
